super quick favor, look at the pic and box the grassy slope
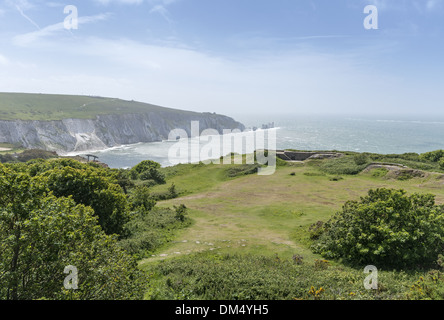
[139,159,444,268]
[0,92,196,121]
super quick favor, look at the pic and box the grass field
[135,156,444,300]
[139,158,444,268]
[0,92,197,121]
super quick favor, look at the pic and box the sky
[0,0,443,116]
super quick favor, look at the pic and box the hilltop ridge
[0,93,245,153]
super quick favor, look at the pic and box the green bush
[130,185,157,212]
[144,252,417,300]
[225,164,261,178]
[42,165,129,236]
[149,183,180,201]
[420,150,444,163]
[319,156,368,175]
[308,221,325,240]
[131,160,166,184]
[440,158,444,170]
[370,168,388,177]
[353,153,369,166]
[312,188,444,269]
[131,160,161,173]
[0,164,146,300]
[407,267,444,300]
[120,207,191,258]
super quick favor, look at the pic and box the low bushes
[144,252,417,300]
[311,188,444,269]
[119,206,191,259]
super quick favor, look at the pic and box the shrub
[312,188,444,269]
[320,156,368,175]
[308,221,325,240]
[139,168,166,184]
[131,160,161,174]
[131,160,166,184]
[440,158,444,170]
[420,150,444,163]
[353,153,369,166]
[149,183,180,201]
[0,165,146,300]
[174,204,188,222]
[225,164,261,178]
[370,168,388,177]
[407,270,444,300]
[130,185,157,212]
[119,207,191,258]
[42,164,129,236]
[145,252,417,300]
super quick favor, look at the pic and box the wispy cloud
[13,13,111,46]
[11,0,40,30]
[149,4,174,25]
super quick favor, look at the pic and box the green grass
[0,92,198,121]
[135,154,444,299]
[141,251,419,300]
[139,157,444,266]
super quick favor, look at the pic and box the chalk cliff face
[0,111,245,153]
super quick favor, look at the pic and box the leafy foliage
[129,185,157,212]
[130,160,166,184]
[42,165,129,236]
[319,156,369,175]
[225,164,261,178]
[312,188,444,269]
[144,252,416,300]
[0,164,146,300]
[420,150,444,163]
[119,207,191,258]
[353,153,369,165]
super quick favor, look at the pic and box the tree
[130,185,157,212]
[131,160,165,184]
[131,160,161,174]
[0,164,146,300]
[42,165,129,236]
[312,188,444,269]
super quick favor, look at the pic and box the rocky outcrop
[0,111,245,153]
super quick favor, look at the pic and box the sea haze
[75,114,444,169]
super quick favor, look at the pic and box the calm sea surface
[73,114,444,169]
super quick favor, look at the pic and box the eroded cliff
[0,111,245,153]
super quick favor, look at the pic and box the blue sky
[0,0,443,116]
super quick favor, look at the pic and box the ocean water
[74,114,444,169]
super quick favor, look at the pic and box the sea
[72,113,444,169]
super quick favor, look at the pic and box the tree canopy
[0,164,146,299]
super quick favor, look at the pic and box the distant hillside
[0,93,245,153]
[0,92,204,121]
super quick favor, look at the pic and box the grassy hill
[137,154,444,300]
[0,92,198,121]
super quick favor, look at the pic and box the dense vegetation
[143,252,422,300]
[0,157,187,300]
[3,148,444,300]
[317,151,444,176]
[312,188,444,269]
[142,149,444,301]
